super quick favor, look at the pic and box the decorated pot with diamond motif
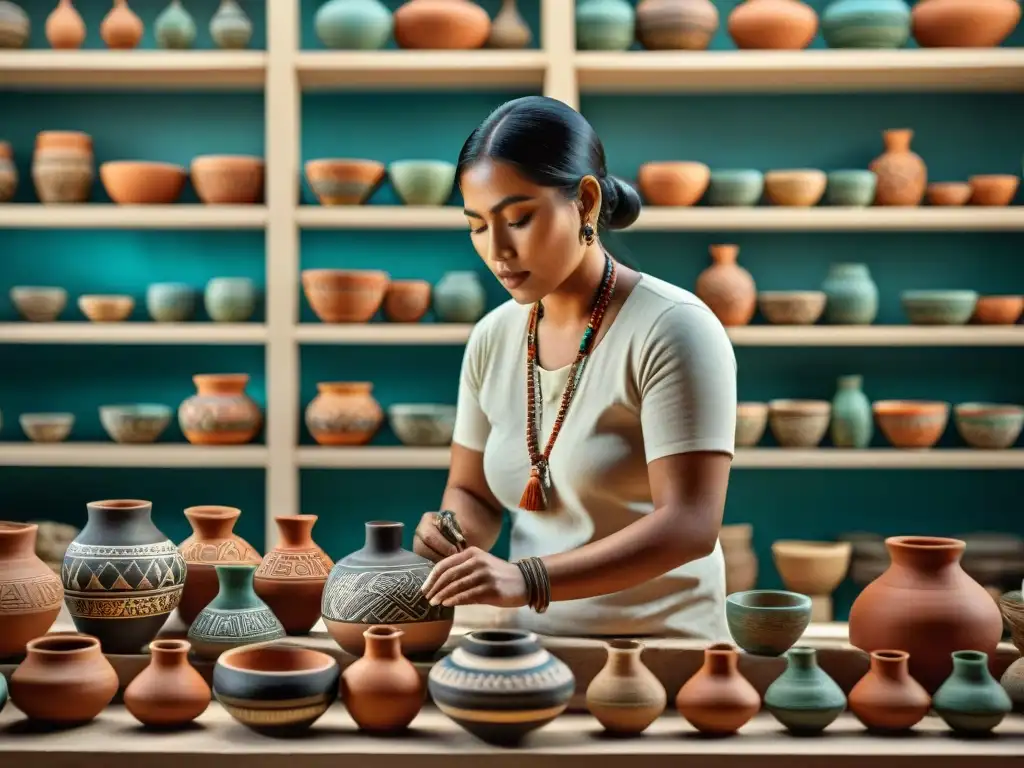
[61,499,186,654]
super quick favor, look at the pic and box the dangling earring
[579,221,595,246]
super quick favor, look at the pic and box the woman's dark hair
[456,95,642,231]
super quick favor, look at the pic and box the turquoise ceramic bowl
[825,170,878,206]
[389,160,456,206]
[146,282,196,322]
[706,169,764,207]
[954,403,1024,450]
[726,589,812,656]
[99,404,173,444]
[900,290,978,325]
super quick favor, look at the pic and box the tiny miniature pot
[124,639,212,728]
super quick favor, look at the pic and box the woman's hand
[412,511,461,563]
[421,547,529,608]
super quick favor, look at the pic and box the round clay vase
[433,271,486,322]
[100,0,144,49]
[254,515,334,635]
[315,0,393,50]
[676,643,761,735]
[428,629,575,745]
[32,130,94,204]
[0,522,64,659]
[123,639,212,728]
[321,521,454,658]
[911,0,1021,47]
[933,650,1012,735]
[820,0,911,48]
[305,381,384,445]
[585,639,667,735]
[46,0,87,49]
[728,0,819,49]
[393,0,491,49]
[10,633,119,724]
[576,0,636,50]
[178,373,263,445]
[848,536,1004,694]
[0,140,16,202]
[637,0,719,50]
[177,505,262,626]
[831,374,873,448]
[210,0,253,49]
[848,650,931,733]
[764,647,847,734]
[869,129,927,206]
[187,564,286,661]
[0,0,29,48]
[695,244,757,327]
[342,626,425,732]
[62,499,186,654]
[821,262,879,325]
[154,0,197,49]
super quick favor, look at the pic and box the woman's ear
[577,175,602,224]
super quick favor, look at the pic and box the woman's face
[460,158,599,305]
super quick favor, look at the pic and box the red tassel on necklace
[519,466,546,512]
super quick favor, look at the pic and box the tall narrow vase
[831,374,873,448]
[187,564,285,660]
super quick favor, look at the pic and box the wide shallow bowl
[190,154,264,204]
[758,291,826,325]
[824,170,876,207]
[78,294,134,322]
[99,404,173,444]
[771,540,852,596]
[725,590,812,657]
[100,161,187,204]
[900,290,978,325]
[972,295,1024,325]
[953,402,1024,450]
[214,642,340,736]
[10,286,67,322]
[388,160,456,206]
[388,403,457,446]
[873,400,950,448]
[19,412,74,443]
[301,269,390,323]
[636,161,710,206]
[926,181,971,206]
[969,174,1019,206]
[305,158,385,206]
[736,402,768,447]
[706,169,764,207]
[764,169,827,207]
[768,399,831,448]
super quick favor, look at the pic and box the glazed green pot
[820,0,911,48]
[764,647,847,734]
[155,0,197,49]
[825,170,877,206]
[933,650,1012,735]
[576,0,635,50]
[210,0,252,49]
[821,263,878,325]
[831,374,872,448]
[315,0,392,50]
[388,160,456,206]
[725,589,811,657]
[900,290,978,325]
[187,564,285,661]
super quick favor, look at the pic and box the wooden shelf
[0,205,268,230]
[0,323,267,345]
[576,49,1024,93]
[295,51,549,91]
[726,326,1024,346]
[0,51,267,90]
[0,443,268,468]
[297,206,466,229]
[298,446,452,469]
[295,323,474,345]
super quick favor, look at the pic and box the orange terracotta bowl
[926,182,971,207]
[972,295,1024,325]
[301,269,390,323]
[636,161,710,206]
[764,169,827,207]
[100,161,187,204]
[383,279,432,323]
[78,294,134,322]
[191,155,265,204]
[305,159,386,206]
[771,540,852,596]
[968,174,1020,206]
[872,400,950,449]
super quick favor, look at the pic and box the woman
[414,95,737,641]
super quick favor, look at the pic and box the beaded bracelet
[516,556,551,614]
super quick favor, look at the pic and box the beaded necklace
[519,254,617,512]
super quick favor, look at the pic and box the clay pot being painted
[0,141,16,202]
[848,650,931,732]
[586,639,667,735]
[315,0,393,49]
[0,0,29,48]
[764,647,847,734]
[933,650,1012,735]
[637,0,719,50]
[488,0,531,48]
[728,0,819,48]
[695,244,756,327]
[393,0,490,49]
[676,643,761,735]
[178,505,262,625]
[342,626,425,732]
[305,381,384,445]
[254,515,334,635]
[0,522,64,659]
[62,499,186,654]
[210,0,253,49]
[187,564,285,660]
[911,0,1020,47]
[9,633,118,725]
[155,0,196,48]
[179,373,263,445]
[46,0,87,49]
[848,536,1004,694]
[32,130,94,204]
[101,0,144,49]
[869,129,927,206]
[322,521,454,658]
[123,639,211,727]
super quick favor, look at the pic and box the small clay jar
[124,639,212,728]
[100,0,144,49]
[341,626,425,733]
[636,0,720,50]
[911,0,1021,47]
[254,515,334,635]
[695,244,757,327]
[0,522,64,659]
[9,633,118,725]
[383,279,432,322]
[305,381,384,445]
[675,643,761,735]
[178,373,263,445]
[728,0,819,49]
[393,0,491,49]
[848,650,931,733]
[869,129,927,206]
[585,639,667,735]
[46,0,87,49]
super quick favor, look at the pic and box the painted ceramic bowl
[825,170,876,207]
[972,295,1024,325]
[388,160,456,206]
[764,169,827,207]
[301,269,390,323]
[78,295,134,322]
[20,413,74,443]
[100,404,173,444]
[758,291,826,325]
[100,161,187,204]
[969,174,1019,206]
[900,290,978,325]
[926,182,972,206]
[953,402,1024,450]
[388,404,457,446]
[726,589,812,657]
[872,400,949,448]
[10,286,67,322]
[305,158,385,206]
[736,402,768,447]
[636,161,710,206]
[768,399,832,448]
[214,642,340,735]
[146,282,197,322]
[771,540,852,596]
[706,169,764,207]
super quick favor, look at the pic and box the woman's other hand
[421,547,529,608]
[412,511,461,563]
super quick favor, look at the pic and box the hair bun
[600,175,642,231]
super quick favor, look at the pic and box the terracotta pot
[926,182,971,206]
[848,650,930,732]
[254,515,334,635]
[735,403,768,448]
[676,643,761,735]
[100,161,187,204]
[383,279,432,322]
[973,295,1024,325]
[969,174,1019,206]
[848,536,1004,693]
[872,399,948,448]
[585,639,667,735]
[305,159,385,205]
[301,269,390,323]
[100,0,144,49]
[123,639,211,727]
[393,0,491,49]
[79,294,134,322]
[190,155,264,204]
[911,0,1020,46]
[636,161,710,206]
[178,373,263,445]
[178,505,262,625]
[305,381,384,445]
[9,633,118,724]
[32,130,94,204]
[0,140,15,202]
[0,522,63,659]
[869,129,927,206]
[342,625,425,732]
[695,244,756,326]
[46,0,87,48]
[636,0,719,50]
[764,169,827,207]
[728,0,819,48]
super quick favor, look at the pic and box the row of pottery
[304,158,458,207]
[577,0,1021,51]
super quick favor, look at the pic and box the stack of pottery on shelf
[178,373,263,445]
[304,157,457,206]
[771,540,852,621]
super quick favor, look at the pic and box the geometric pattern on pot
[321,564,446,625]
[188,604,285,643]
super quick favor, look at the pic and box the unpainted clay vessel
[488,0,531,48]
[210,0,253,48]
[848,650,931,732]
[728,0,819,48]
[123,639,212,727]
[869,129,927,206]
[675,643,761,735]
[637,0,719,49]
[383,279,432,322]
[394,0,491,49]
[46,0,86,49]
[0,522,64,659]
[696,244,756,326]
[305,381,384,445]
[254,515,334,635]
[179,373,262,445]
[911,0,1020,47]
[341,625,425,732]
[101,0,144,49]
[585,639,667,735]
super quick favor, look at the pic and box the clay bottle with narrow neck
[341,626,425,732]
[675,643,760,734]
[586,639,667,734]
[869,129,927,206]
[695,244,756,326]
[254,514,333,635]
[123,639,211,727]
[848,650,930,732]
[101,0,144,49]
[46,0,86,49]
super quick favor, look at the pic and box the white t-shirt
[452,273,737,641]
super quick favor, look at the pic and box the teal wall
[1,0,1022,621]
